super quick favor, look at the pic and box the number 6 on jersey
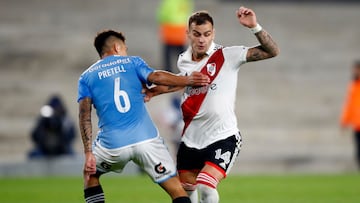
[114,77,130,113]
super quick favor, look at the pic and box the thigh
[93,141,130,173]
[177,142,204,172]
[178,170,199,185]
[133,137,177,183]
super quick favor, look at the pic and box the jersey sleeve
[223,46,249,70]
[77,74,92,102]
[133,56,155,85]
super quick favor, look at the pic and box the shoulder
[206,43,223,55]
[178,48,191,60]
[207,44,248,59]
[128,55,143,61]
[222,45,249,62]
[223,45,248,53]
[214,44,224,51]
[79,60,101,79]
[129,56,148,65]
[208,44,248,57]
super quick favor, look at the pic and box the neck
[192,53,207,62]
[102,50,125,59]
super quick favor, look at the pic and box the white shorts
[93,136,177,183]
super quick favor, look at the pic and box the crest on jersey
[206,63,216,76]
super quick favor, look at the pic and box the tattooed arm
[79,97,93,153]
[78,97,96,177]
[236,6,280,62]
[247,29,280,62]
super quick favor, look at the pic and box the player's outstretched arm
[144,71,210,102]
[236,6,280,62]
[148,70,210,87]
[143,85,182,102]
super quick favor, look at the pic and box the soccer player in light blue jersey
[77,30,209,203]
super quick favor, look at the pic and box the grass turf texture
[1,174,359,203]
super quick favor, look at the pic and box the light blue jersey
[77,55,158,149]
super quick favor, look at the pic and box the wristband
[250,24,262,34]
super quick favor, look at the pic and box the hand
[188,71,210,86]
[83,152,96,181]
[142,87,155,102]
[236,6,257,28]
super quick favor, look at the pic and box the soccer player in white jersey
[77,30,210,203]
[144,6,279,203]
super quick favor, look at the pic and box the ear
[187,28,191,37]
[114,43,121,53]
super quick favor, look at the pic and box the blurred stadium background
[0,0,359,176]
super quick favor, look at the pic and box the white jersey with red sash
[178,42,249,149]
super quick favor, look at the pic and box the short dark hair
[188,10,214,28]
[94,30,126,57]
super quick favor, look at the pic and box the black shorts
[177,132,242,176]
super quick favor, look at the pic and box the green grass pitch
[1,173,359,203]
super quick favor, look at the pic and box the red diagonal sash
[181,49,225,135]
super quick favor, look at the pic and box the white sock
[198,184,219,203]
[196,172,219,203]
[187,189,199,203]
[182,182,198,203]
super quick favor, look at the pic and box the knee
[84,175,100,189]
[181,182,197,192]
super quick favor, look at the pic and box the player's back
[78,55,158,149]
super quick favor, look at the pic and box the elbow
[274,47,280,57]
[148,71,160,84]
[270,47,280,58]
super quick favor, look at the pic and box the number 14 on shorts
[215,149,231,168]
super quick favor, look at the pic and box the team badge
[206,63,216,76]
[154,162,167,174]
